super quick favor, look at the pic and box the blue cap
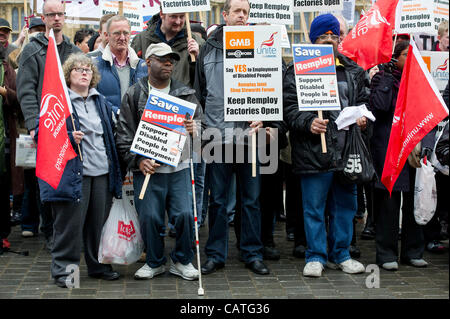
[309,14,340,44]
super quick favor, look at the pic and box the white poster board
[223,25,283,122]
[396,0,435,34]
[294,0,344,12]
[30,0,156,29]
[433,0,449,33]
[342,0,355,27]
[160,0,211,14]
[248,0,294,25]
[292,44,341,111]
[100,1,142,37]
[130,90,197,167]
[421,51,449,92]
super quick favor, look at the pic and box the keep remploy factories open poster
[130,90,196,167]
[292,44,341,111]
[224,25,283,122]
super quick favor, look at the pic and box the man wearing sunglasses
[16,0,81,249]
[95,15,147,116]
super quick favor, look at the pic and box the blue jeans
[134,169,194,268]
[205,161,263,264]
[300,172,357,265]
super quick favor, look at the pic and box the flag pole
[185,13,196,62]
[392,32,398,54]
[70,114,83,162]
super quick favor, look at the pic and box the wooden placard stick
[70,113,83,162]
[185,13,196,62]
[139,160,155,200]
[318,110,327,153]
[119,1,124,15]
[300,12,310,43]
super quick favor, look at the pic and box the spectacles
[317,34,340,41]
[111,31,130,38]
[44,12,65,18]
[73,68,93,74]
[151,56,177,65]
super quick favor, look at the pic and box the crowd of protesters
[0,0,448,288]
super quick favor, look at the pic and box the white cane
[187,114,204,296]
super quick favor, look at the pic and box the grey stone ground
[0,218,448,300]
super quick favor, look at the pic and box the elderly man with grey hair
[94,15,147,115]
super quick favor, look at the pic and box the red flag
[381,41,449,194]
[339,0,399,70]
[36,29,78,189]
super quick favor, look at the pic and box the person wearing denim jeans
[301,173,357,265]
[283,14,369,277]
[134,169,195,269]
[203,145,268,275]
[116,43,202,281]
[194,0,272,276]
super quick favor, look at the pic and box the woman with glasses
[39,53,122,288]
[369,41,435,271]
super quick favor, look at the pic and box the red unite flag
[339,0,399,70]
[381,41,449,194]
[36,29,78,189]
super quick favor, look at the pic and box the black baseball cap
[29,17,45,30]
[0,18,12,31]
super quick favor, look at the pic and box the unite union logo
[261,32,278,48]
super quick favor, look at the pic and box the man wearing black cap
[283,14,369,278]
[116,43,202,281]
[0,18,18,58]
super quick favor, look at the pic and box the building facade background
[1,0,370,58]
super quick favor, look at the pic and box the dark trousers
[205,153,263,264]
[374,188,425,264]
[283,161,306,247]
[50,175,113,279]
[424,172,449,242]
[21,169,53,238]
[0,155,11,240]
[260,158,284,247]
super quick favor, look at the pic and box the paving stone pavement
[0,219,448,300]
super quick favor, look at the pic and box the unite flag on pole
[36,29,78,190]
[381,41,449,194]
[339,0,399,70]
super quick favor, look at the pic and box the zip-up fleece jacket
[115,76,202,176]
[17,33,81,131]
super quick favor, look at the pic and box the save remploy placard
[248,0,294,25]
[293,0,344,12]
[161,0,211,13]
[292,44,341,111]
[130,90,196,167]
[224,25,283,121]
